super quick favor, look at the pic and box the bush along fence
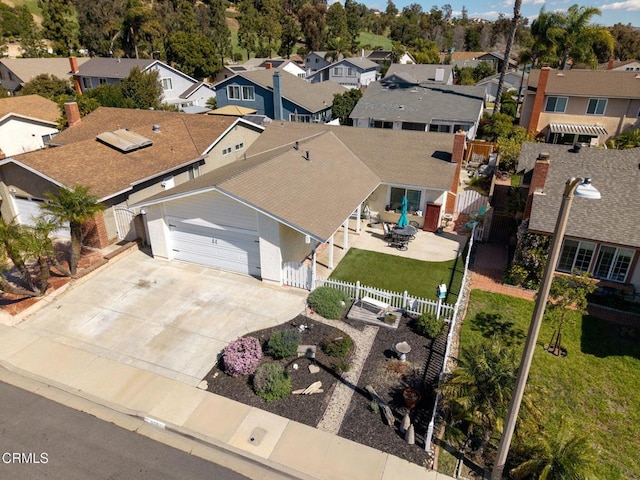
[314,277,456,321]
[423,224,476,458]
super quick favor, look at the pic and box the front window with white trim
[227,85,241,100]
[389,187,421,213]
[334,67,343,76]
[161,78,173,90]
[594,246,634,282]
[241,86,254,101]
[586,98,606,115]
[222,147,232,155]
[544,96,568,113]
[557,239,595,273]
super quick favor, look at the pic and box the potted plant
[382,312,397,325]
[402,387,420,409]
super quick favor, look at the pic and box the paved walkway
[470,243,535,301]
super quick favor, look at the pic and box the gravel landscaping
[202,310,448,466]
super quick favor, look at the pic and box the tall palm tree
[527,7,564,68]
[557,5,613,70]
[438,341,518,460]
[493,0,521,115]
[41,185,104,276]
[510,425,598,479]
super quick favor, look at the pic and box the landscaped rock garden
[202,287,449,467]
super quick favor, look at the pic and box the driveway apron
[16,250,307,386]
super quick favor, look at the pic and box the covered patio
[313,218,468,279]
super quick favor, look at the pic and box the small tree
[21,73,73,100]
[331,89,362,125]
[40,185,104,276]
[544,272,596,356]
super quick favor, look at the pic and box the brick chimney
[607,58,614,70]
[527,66,551,134]
[523,152,551,220]
[69,57,82,95]
[64,101,81,128]
[265,62,272,70]
[445,130,467,214]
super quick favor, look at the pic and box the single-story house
[366,50,416,66]
[518,142,640,294]
[0,95,61,157]
[214,68,345,123]
[132,124,466,284]
[0,105,264,246]
[349,81,485,138]
[0,57,90,95]
[384,64,454,86]
[212,58,306,84]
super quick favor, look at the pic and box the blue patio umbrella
[397,196,409,228]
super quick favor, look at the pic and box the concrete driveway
[17,249,307,386]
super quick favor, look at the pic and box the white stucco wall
[0,118,58,156]
[145,204,171,259]
[257,213,282,285]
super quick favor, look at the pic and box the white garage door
[11,196,70,238]
[168,218,261,277]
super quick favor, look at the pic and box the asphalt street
[0,381,250,480]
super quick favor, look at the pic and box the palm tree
[556,5,613,70]
[493,0,521,115]
[526,7,564,68]
[510,425,598,479]
[438,341,518,460]
[41,185,104,276]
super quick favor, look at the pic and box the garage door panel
[12,196,70,238]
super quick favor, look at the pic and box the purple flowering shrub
[222,336,263,377]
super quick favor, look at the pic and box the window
[586,98,606,115]
[389,187,421,213]
[161,78,173,90]
[235,142,244,150]
[41,132,57,143]
[241,86,254,101]
[334,67,343,76]
[222,147,232,155]
[227,85,240,100]
[594,246,634,282]
[98,78,107,85]
[557,239,595,273]
[346,67,354,76]
[289,113,311,122]
[401,122,426,131]
[373,120,393,129]
[429,124,452,133]
[82,77,91,89]
[8,71,13,81]
[544,96,567,113]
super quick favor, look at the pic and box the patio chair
[382,222,393,240]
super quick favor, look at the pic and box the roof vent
[294,141,299,150]
[152,124,160,133]
[304,150,310,161]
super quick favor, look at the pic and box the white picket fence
[455,189,488,214]
[282,261,312,289]
[314,277,455,320]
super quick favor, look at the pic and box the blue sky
[364,0,640,26]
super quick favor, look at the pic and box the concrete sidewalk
[0,324,455,480]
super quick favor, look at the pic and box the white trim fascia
[145,60,198,84]
[201,118,265,155]
[0,113,58,128]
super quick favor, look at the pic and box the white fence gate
[282,262,312,290]
[113,207,138,241]
[455,189,488,214]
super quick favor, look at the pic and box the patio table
[393,225,417,240]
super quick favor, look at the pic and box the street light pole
[490,177,600,479]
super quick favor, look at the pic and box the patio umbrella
[397,196,409,228]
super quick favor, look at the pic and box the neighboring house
[306,57,380,89]
[0,57,90,95]
[476,71,527,103]
[440,51,518,73]
[133,123,466,283]
[520,67,640,146]
[349,81,485,138]
[303,52,334,74]
[214,68,345,122]
[365,50,416,65]
[212,58,306,84]
[384,64,454,86]
[0,105,264,246]
[599,58,640,71]
[517,142,640,294]
[0,95,60,157]
[71,57,216,111]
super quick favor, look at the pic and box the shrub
[267,329,301,359]
[253,363,291,402]
[307,286,349,319]
[414,312,446,338]
[333,360,351,374]
[222,336,263,377]
[321,335,354,358]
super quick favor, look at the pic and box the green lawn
[358,31,393,50]
[463,290,640,479]
[328,246,466,303]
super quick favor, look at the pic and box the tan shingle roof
[0,95,60,123]
[527,69,640,98]
[237,69,346,112]
[0,57,90,84]
[13,108,239,200]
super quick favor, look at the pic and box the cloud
[600,1,640,11]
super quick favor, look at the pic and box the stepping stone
[297,345,317,359]
[197,380,208,390]
[308,364,320,374]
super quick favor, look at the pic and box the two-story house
[70,57,216,111]
[212,58,306,84]
[520,67,640,146]
[303,52,335,75]
[306,57,380,89]
[214,67,345,123]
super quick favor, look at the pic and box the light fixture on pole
[490,177,600,479]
